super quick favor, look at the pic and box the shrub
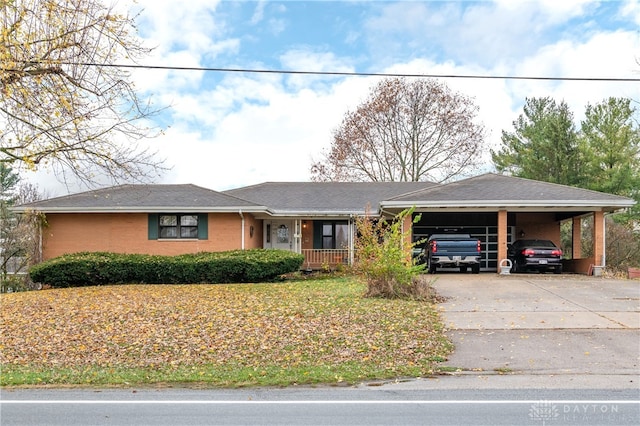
[605,219,640,273]
[29,249,304,288]
[0,275,33,293]
[353,208,432,300]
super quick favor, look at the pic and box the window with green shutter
[148,213,208,240]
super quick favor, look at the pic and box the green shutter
[198,213,208,239]
[148,214,158,240]
[313,220,323,249]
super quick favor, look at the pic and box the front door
[267,221,292,251]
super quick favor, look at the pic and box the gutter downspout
[239,210,245,250]
[39,217,43,263]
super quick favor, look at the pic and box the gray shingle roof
[224,181,438,214]
[12,174,634,215]
[13,184,263,213]
[383,173,635,209]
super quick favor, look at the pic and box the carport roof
[382,173,636,211]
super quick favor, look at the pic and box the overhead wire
[3,61,639,82]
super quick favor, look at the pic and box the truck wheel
[460,266,468,273]
[472,264,480,274]
[429,262,437,274]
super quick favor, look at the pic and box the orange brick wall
[42,213,260,260]
[593,211,604,267]
[301,221,314,250]
[515,213,561,245]
[563,257,596,274]
[243,215,263,249]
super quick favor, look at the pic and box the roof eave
[381,200,636,209]
[266,210,374,217]
[10,206,270,214]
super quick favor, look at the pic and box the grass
[0,276,452,387]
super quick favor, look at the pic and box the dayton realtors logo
[529,401,627,424]
[529,401,559,425]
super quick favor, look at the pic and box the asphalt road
[1,387,639,426]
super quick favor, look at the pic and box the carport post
[497,209,508,271]
[593,210,604,266]
[572,217,582,259]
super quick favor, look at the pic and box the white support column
[293,219,301,254]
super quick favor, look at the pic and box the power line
[7,61,640,82]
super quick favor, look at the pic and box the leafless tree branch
[311,77,486,183]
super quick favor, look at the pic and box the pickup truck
[418,234,482,274]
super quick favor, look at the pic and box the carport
[382,174,635,274]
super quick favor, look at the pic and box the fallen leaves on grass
[0,279,449,372]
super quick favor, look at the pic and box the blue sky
[30,0,640,195]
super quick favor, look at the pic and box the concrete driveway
[430,273,640,387]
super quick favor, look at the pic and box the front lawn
[0,277,452,387]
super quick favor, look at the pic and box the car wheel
[554,265,562,274]
[511,260,519,273]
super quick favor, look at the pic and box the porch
[301,249,351,270]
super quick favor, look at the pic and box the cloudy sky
[29,0,640,196]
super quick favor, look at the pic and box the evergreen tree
[492,97,588,186]
[580,97,640,219]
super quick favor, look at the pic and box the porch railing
[301,249,350,270]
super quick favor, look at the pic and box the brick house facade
[13,174,635,274]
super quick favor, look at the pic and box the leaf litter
[0,280,450,373]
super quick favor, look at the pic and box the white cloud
[621,0,640,25]
[280,49,353,73]
[133,0,223,49]
[278,49,356,90]
[496,0,596,22]
[132,0,239,69]
[151,73,375,190]
[363,0,605,68]
[250,1,267,25]
[510,29,640,122]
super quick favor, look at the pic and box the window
[320,221,349,249]
[322,223,333,249]
[159,214,198,238]
[277,224,289,243]
[148,214,208,240]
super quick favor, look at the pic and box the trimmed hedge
[29,250,305,288]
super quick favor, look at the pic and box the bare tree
[1,164,43,288]
[0,0,165,187]
[311,77,486,182]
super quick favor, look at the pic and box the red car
[507,239,563,274]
